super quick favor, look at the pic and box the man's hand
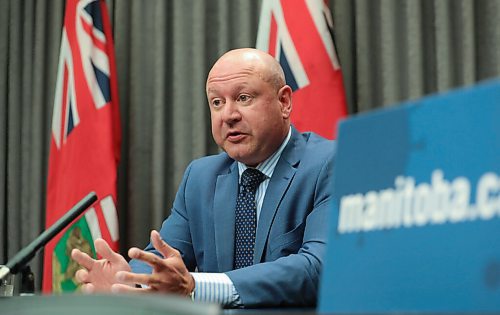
[111,230,195,296]
[71,238,131,293]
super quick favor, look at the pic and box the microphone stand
[0,192,98,283]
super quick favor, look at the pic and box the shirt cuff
[191,272,242,307]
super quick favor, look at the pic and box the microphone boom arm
[0,192,98,280]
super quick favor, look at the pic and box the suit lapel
[254,128,303,263]
[213,162,239,272]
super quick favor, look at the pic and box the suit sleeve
[225,156,333,307]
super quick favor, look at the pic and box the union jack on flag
[44,0,121,293]
[257,0,347,139]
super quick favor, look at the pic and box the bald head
[205,48,293,166]
[207,48,286,92]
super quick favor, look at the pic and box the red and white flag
[43,0,121,293]
[257,0,347,139]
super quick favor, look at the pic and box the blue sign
[319,80,500,313]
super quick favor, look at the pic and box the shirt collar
[238,126,292,180]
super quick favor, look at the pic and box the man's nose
[221,101,242,123]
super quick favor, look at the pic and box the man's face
[206,58,290,166]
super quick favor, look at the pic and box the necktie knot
[240,168,266,192]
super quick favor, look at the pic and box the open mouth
[226,131,246,142]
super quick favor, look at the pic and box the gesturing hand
[71,238,131,293]
[111,230,195,296]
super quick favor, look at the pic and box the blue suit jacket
[130,127,335,307]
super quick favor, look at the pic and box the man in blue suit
[72,48,335,308]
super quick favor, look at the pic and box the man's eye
[212,99,222,107]
[238,95,251,102]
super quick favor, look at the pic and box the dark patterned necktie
[234,168,266,269]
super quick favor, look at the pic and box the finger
[111,283,146,294]
[94,238,123,264]
[150,230,178,259]
[71,248,95,270]
[115,271,154,286]
[80,283,95,294]
[75,269,90,283]
[128,247,164,268]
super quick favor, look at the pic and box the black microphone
[0,192,98,281]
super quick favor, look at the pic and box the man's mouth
[226,131,246,142]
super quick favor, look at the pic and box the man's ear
[278,85,293,118]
